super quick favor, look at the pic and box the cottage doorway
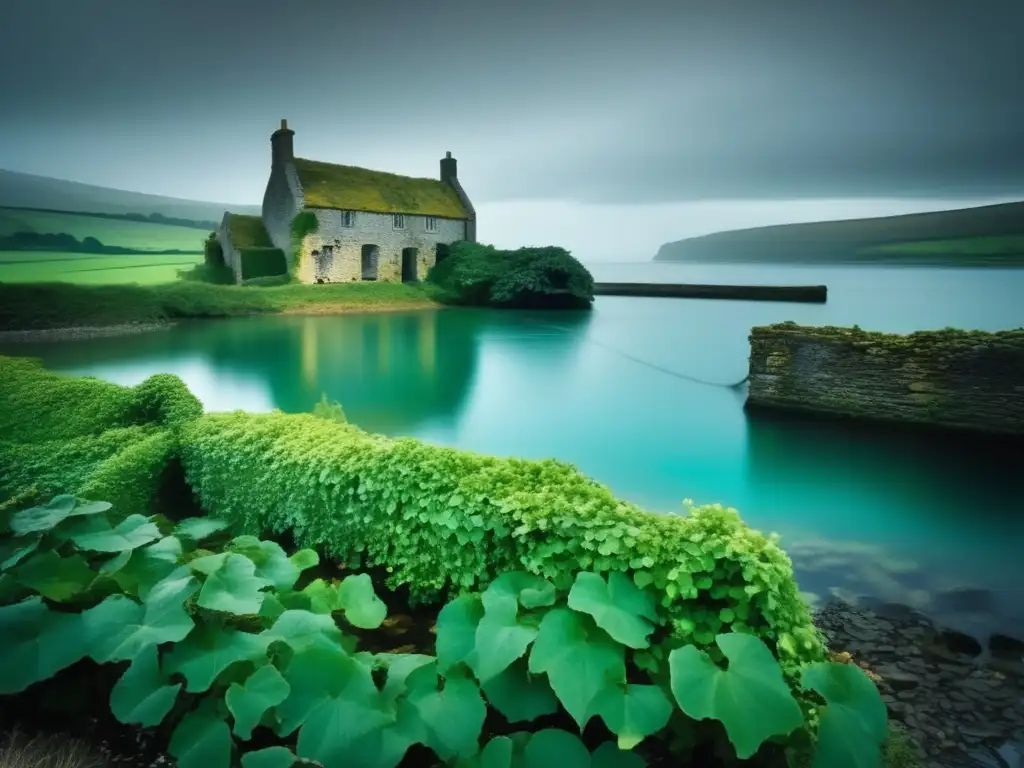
[361,244,379,280]
[315,245,333,283]
[401,248,418,282]
[435,243,450,264]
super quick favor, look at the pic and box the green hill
[654,201,1024,266]
[0,169,260,221]
[0,207,206,252]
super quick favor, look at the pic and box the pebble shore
[815,600,1024,768]
[0,323,172,343]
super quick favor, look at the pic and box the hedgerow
[0,358,202,516]
[0,493,889,768]
[179,411,826,669]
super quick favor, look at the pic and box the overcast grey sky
[2,0,1022,258]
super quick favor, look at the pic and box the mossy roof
[293,158,468,219]
[226,214,273,249]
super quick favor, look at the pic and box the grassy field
[0,251,203,285]
[0,207,206,252]
[863,234,1024,257]
[0,280,446,330]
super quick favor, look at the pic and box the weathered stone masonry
[746,322,1024,436]
[257,119,474,285]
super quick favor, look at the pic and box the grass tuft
[0,727,108,768]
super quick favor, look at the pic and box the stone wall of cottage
[261,162,304,257]
[294,209,466,284]
[746,322,1024,436]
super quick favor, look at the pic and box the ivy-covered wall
[746,322,1024,436]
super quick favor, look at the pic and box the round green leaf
[435,594,483,674]
[298,578,341,614]
[0,535,41,572]
[0,597,89,694]
[241,747,297,768]
[275,645,360,737]
[9,495,77,535]
[226,664,291,739]
[469,605,538,683]
[12,550,95,601]
[481,658,559,723]
[477,736,513,768]
[527,607,625,729]
[482,572,556,614]
[83,574,198,664]
[228,536,301,591]
[591,741,648,768]
[70,514,163,553]
[169,703,234,768]
[191,552,271,615]
[404,663,487,760]
[522,729,590,768]
[174,517,230,543]
[109,646,181,727]
[164,623,272,693]
[591,683,672,750]
[336,573,387,629]
[288,548,319,572]
[668,633,803,759]
[803,661,889,768]
[241,747,296,768]
[260,609,345,652]
[113,535,183,599]
[567,571,658,649]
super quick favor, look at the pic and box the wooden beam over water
[592,282,828,303]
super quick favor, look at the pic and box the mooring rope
[523,319,750,390]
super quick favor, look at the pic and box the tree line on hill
[1,205,218,231]
[0,231,201,255]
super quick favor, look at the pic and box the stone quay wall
[746,322,1024,436]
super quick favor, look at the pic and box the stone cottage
[252,119,475,284]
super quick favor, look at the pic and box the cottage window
[340,211,355,227]
[393,214,405,230]
[424,216,438,233]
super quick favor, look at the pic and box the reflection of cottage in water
[218,120,477,285]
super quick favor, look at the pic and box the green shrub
[426,241,594,309]
[239,248,287,281]
[179,411,825,669]
[179,262,237,285]
[203,231,224,268]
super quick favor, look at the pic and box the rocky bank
[815,599,1024,768]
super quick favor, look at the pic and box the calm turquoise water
[4,263,1023,640]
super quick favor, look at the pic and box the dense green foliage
[289,212,319,279]
[179,411,824,670]
[239,248,288,281]
[0,493,888,767]
[426,242,594,309]
[0,281,443,330]
[0,357,202,516]
[205,232,225,268]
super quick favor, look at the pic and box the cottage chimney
[271,119,295,169]
[440,151,458,185]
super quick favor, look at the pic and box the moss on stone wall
[746,322,1024,436]
[289,212,318,279]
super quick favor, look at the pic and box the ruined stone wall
[746,322,1024,435]
[294,209,465,284]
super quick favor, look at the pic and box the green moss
[294,158,467,218]
[239,247,287,280]
[226,214,273,249]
